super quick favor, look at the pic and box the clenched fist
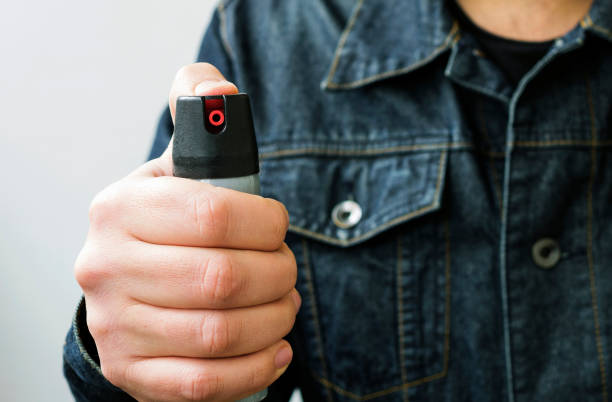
[74,63,300,401]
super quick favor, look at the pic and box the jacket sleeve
[63,5,298,401]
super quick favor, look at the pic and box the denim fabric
[64,0,612,401]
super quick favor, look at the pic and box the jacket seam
[260,142,468,158]
[396,235,410,402]
[72,297,104,376]
[312,218,452,400]
[581,13,612,41]
[302,239,334,402]
[585,74,608,402]
[260,140,612,160]
[217,1,235,62]
[323,0,365,88]
[513,139,612,147]
[444,32,512,104]
[287,151,447,246]
[591,23,612,39]
[326,22,460,90]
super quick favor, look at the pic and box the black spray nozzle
[172,93,259,179]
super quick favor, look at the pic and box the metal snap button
[331,200,362,229]
[532,238,561,269]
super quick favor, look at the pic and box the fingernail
[291,290,302,311]
[274,346,293,369]
[194,80,236,95]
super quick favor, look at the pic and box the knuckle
[102,361,133,391]
[100,362,120,387]
[170,65,191,106]
[174,63,217,86]
[193,61,216,72]
[190,191,230,243]
[282,245,298,290]
[199,313,233,356]
[267,199,289,249]
[245,364,268,393]
[174,64,193,82]
[286,305,298,333]
[88,184,125,230]
[282,296,298,333]
[74,247,109,291]
[182,369,223,401]
[115,361,143,393]
[198,252,243,306]
[245,369,259,392]
[183,62,216,76]
[86,308,112,343]
[73,248,95,289]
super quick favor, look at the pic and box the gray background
[0,1,217,400]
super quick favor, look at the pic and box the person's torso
[219,1,612,400]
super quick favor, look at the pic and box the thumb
[169,62,238,122]
[132,63,239,178]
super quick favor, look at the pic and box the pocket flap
[260,143,448,247]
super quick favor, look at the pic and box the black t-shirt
[450,1,554,84]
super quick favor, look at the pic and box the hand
[74,63,300,401]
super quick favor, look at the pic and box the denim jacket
[64,0,612,401]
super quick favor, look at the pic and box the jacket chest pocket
[260,140,452,400]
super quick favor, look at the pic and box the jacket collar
[321,0,459,90]
[322,0,612,91]
[581,0,612,42]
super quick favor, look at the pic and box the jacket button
[331,200,362,229]
[532,238,561,269]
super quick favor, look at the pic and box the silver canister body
[200,173,260,195]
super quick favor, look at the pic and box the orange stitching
[287,151,447,246]
[396,236,410,402]
[580,14,593,28]
[260,142,471,159]
[288,206,432,246]
[326,22,459,89]
[591,23,612,39]
[315,371,446,401]
[326,46,448,90]
[485,150,507,158]
[577,13,612,41]
[585,76,608,402]
[581,12,612,39]
[513,139,612,147]
[452,28,462,46]
[443,216,452,375]
[312,216,452,400]
[301,239,334,402]
[472,48,487,58]
[324,0,365,87]
[217,1,235,61]
[260,139,612,160]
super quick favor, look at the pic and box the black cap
[172,94,259,179]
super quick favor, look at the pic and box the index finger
[120,176,289,251]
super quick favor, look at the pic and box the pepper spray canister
[173,94,260,194]
[173,94,265,402]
